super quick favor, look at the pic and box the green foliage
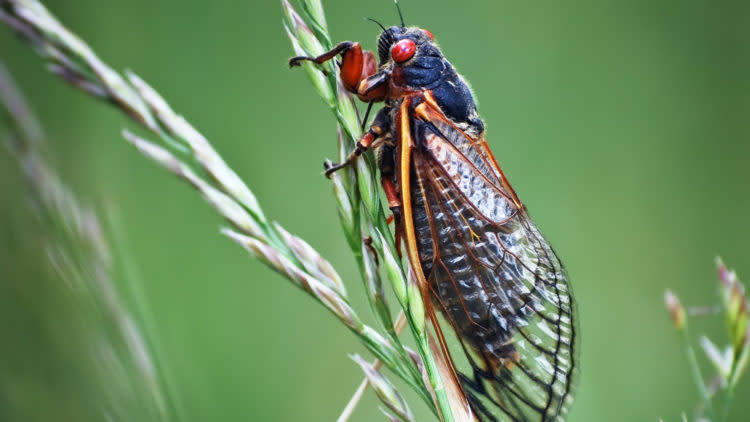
[665,259,750,421]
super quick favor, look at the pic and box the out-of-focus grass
[0,62,176,422]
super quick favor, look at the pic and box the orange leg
[324,106,391,176]
[289,41,380,98]
[324,128,380,177]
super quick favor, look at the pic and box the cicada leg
[289,41,385,101]
[324,107,391,177]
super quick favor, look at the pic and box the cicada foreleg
[289,41,387,102]
[288,41,354,72]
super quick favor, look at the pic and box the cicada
[290,16,578,422]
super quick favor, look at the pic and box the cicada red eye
[391,39,416,63]
[423,29,434,40]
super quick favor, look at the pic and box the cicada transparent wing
[403,98,578,422]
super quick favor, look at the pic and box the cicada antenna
[394,0,406,27]
[365,17,387,32]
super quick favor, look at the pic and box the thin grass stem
[682,327,715,420]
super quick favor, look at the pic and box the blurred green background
[1,0,749,421]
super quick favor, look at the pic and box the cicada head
[376,26,421,62]
[376,26,447,90]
